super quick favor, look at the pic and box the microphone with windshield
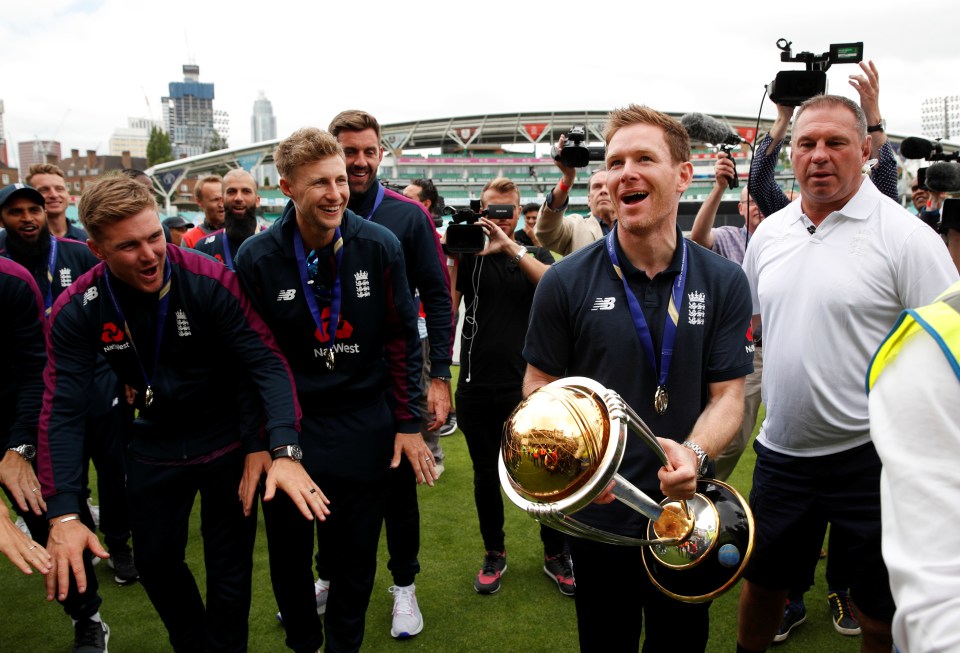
[681,113,744,188]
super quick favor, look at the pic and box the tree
[207,130,228,153]
[147,127,173,167]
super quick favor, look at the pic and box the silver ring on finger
[31,487,39,493]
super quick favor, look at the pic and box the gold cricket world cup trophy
[499,377,754,602]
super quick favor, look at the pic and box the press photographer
[535,126,614,255]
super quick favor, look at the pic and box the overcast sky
[3,0,958,166]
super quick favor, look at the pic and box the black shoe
[107,547,139,585]
[827,591,861,636]
[773,600,806,643]
[474,550,507,594]
[73,619,109,653]
[543,553,575,597]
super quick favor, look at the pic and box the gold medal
[654,386,668,415]
[325,350,335,372]
[145,386,154,408]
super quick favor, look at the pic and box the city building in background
[57,149,147,194]
[250,91,278,187]
[162,64,229,158]
[18,139,62,179]
[921,95,960,140]
[109,117,163,158]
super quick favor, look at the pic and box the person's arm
[404,201,453,429]
[40,294,111,600]
[869,332,960,653]
[523,363,561,398]
[749,103,794,219]
[0,264,48,516]
[690,153,736,250]
[383,240,436,486]
[0,507,50,575]
[217,258,329,522]
[849,60,887,158]
[478,217,550,284]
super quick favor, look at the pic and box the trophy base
[642,479,754,603]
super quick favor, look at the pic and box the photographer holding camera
[750,60,898,219]
[534,130,615,255]
[450,178,568,597]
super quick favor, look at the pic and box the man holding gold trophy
[516,105,755,652]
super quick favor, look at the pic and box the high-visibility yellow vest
[867,281,960,391]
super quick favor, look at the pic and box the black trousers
[569,537,710,652]
[82,399,131,552]
[5,481,102,620]
[267,402,393,653]
[126,447,256,653]
[457,389,565,556]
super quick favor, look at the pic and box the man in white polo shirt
[736,94,958,653]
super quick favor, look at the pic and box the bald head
[223,169,260,217]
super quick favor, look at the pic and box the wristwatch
[271,444,303,462]
[867,119,886,133]
[511,245,528,264]
[7,444,37,461]
[682,441,709,478]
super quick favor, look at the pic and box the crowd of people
[1,60,959,653]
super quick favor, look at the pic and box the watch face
[290,445,303,461]
[18,445,37,460]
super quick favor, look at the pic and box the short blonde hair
[79,175,158,241]
[480,177,521,207]
[604,104,691,164]
[194,174,222,202]
[26,163,66,186]
[274,128,344,179]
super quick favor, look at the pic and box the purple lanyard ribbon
[43,235,58,317]
[103,259,172,405]
[363,184,385,221]
[604,227,687,395]
[293,224,344,365]
[220,233,234,271]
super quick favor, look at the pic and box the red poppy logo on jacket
[101,322,124,343]
[314,307,353,343]
[745,324,753,342]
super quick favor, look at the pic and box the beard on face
[5,221,52,265]
[224,205,258,243]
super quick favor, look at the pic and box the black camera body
[443,201,515,254]
[767,39,863,106]
[551,125,606,168]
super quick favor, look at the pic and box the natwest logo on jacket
[101,322,124,343]
[314,307,353,343]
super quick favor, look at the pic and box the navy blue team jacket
[39,244,301,518]
[234,203,422,432]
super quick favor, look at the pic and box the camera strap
[293,225,344,372]
[604,227,687,415]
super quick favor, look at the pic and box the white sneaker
[314,578,329,615]
[87,499,100,528]
[275,578,331,623]
[388,584,423,639]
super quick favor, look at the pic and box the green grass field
[0,389,862,652]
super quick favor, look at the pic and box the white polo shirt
[743,177,958,456]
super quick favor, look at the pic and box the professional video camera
[443,201,515,254]
[901,136,960,194]
[551,125,606,168]
[767,38,864,106]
